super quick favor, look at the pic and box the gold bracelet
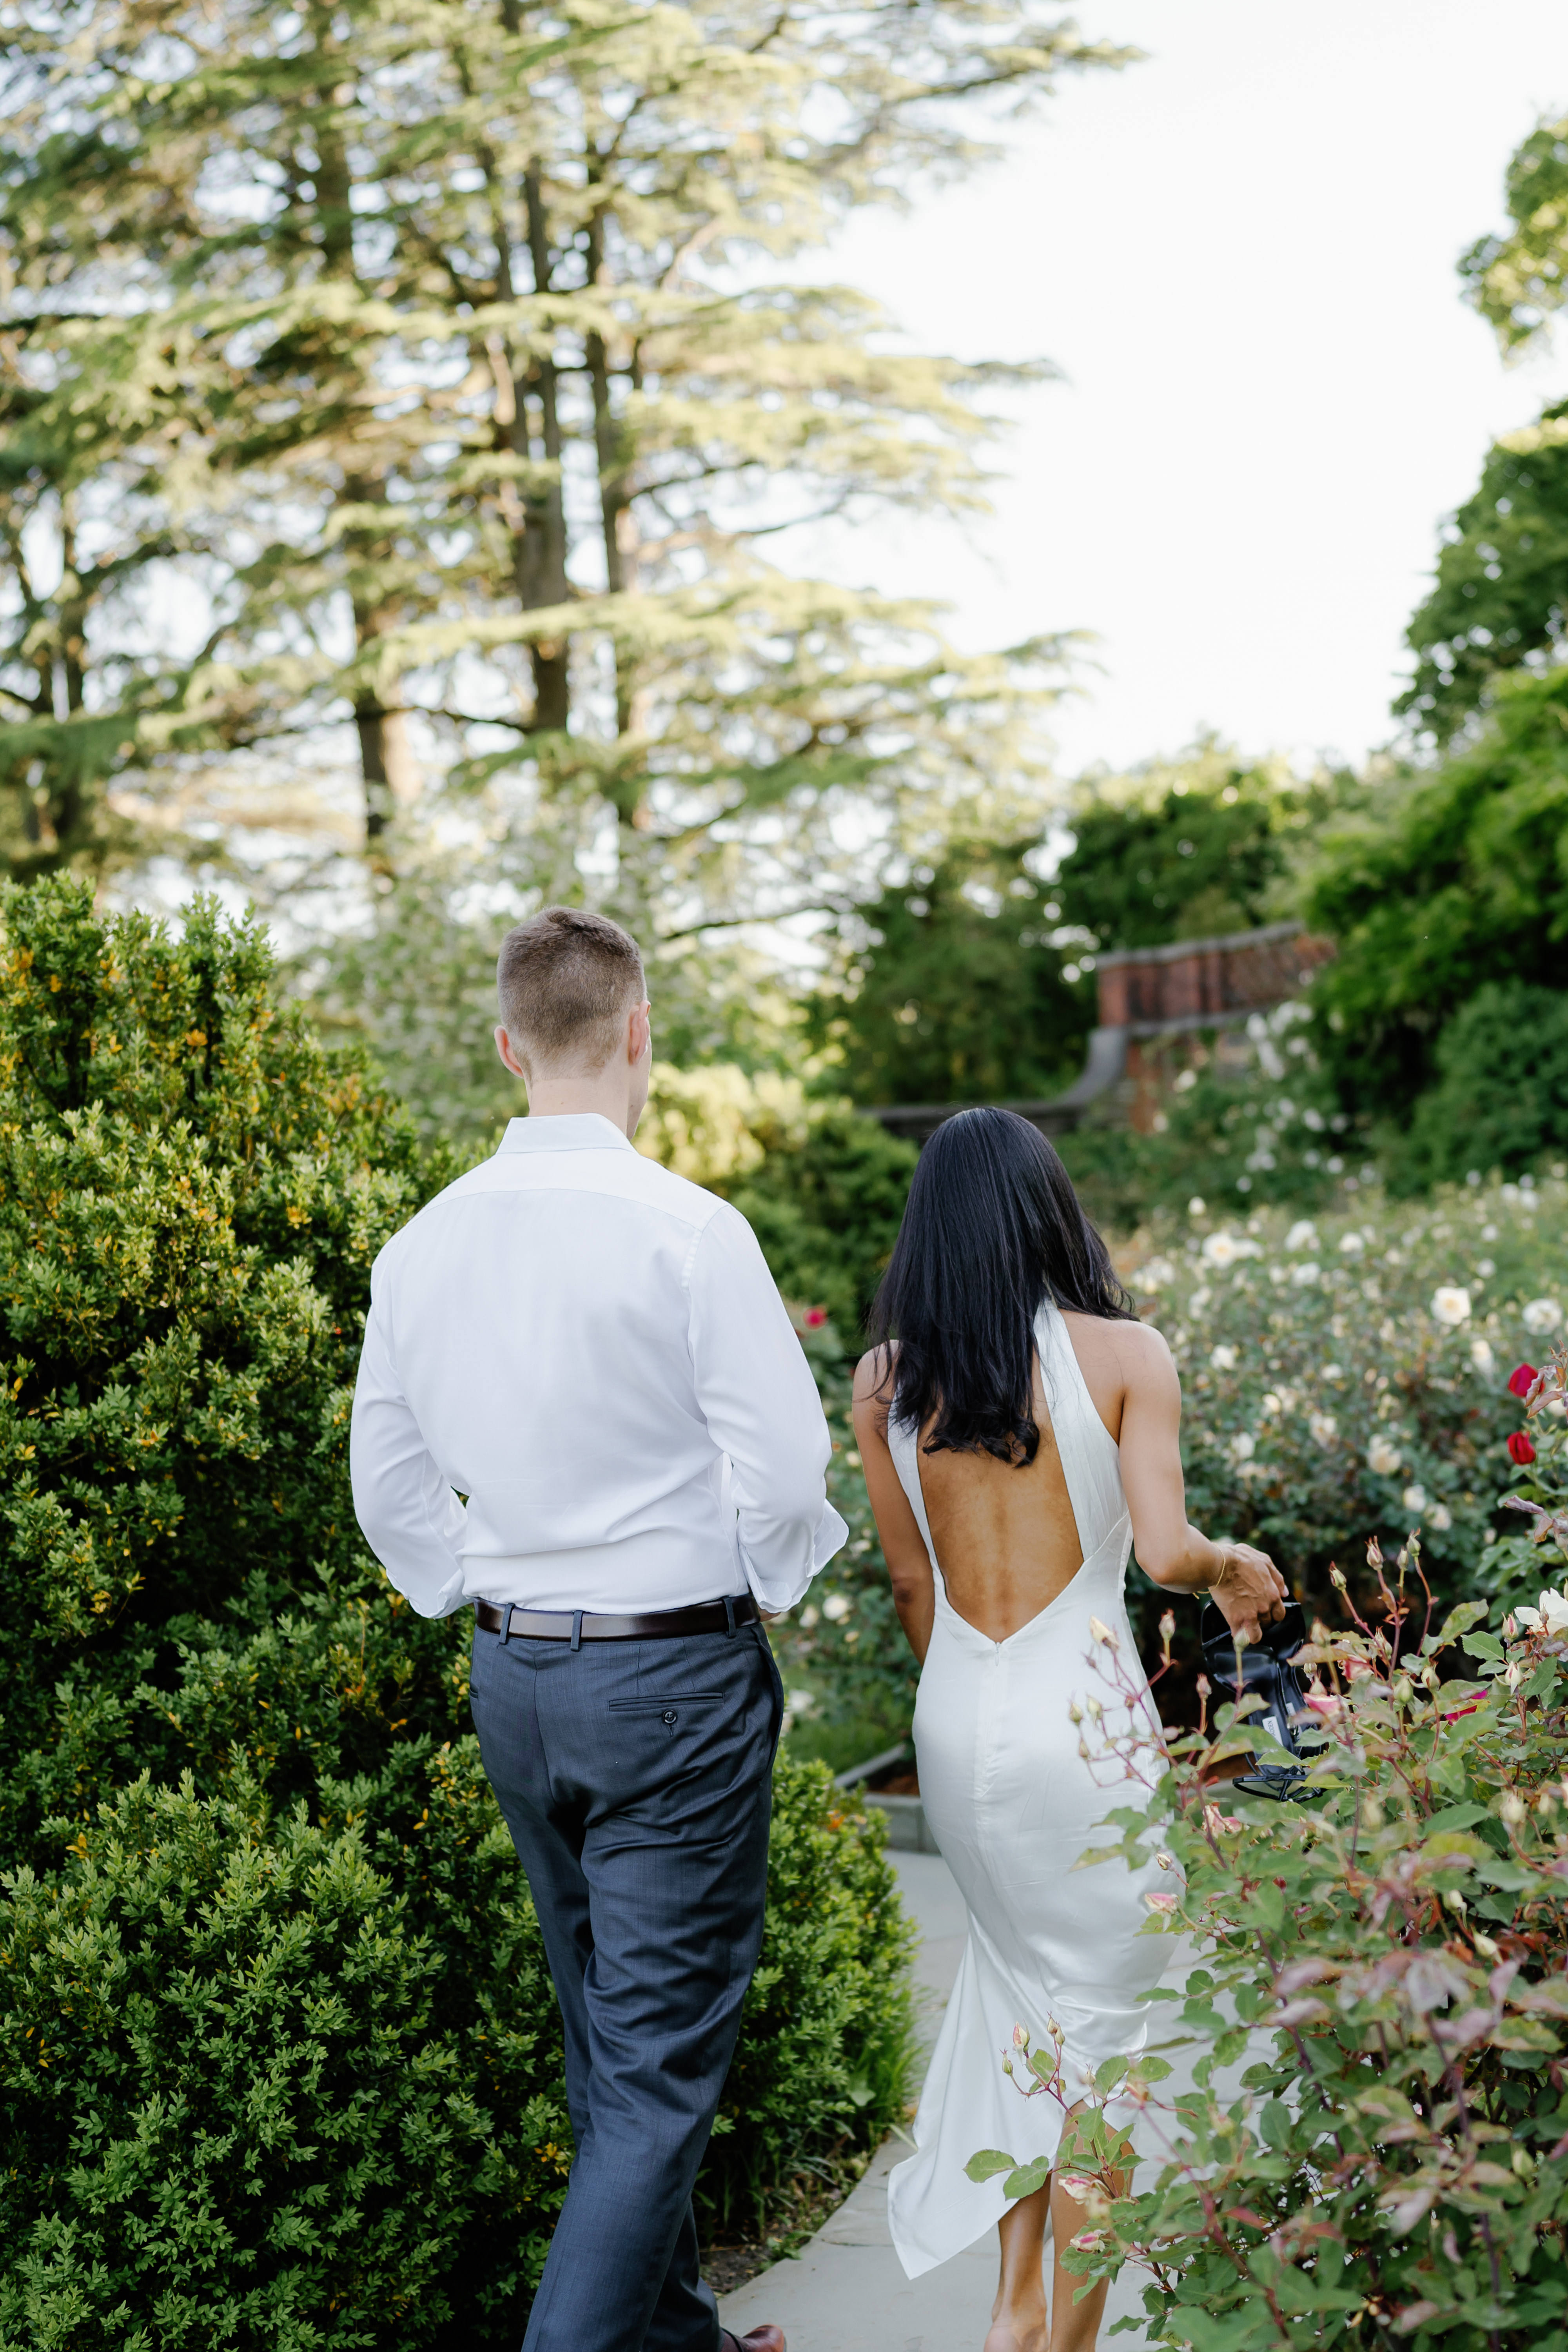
[1210,1544,1235,1591]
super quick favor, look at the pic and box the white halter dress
[885,1301,1170,2279]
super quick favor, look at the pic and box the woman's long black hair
[866,1106,1134,1466]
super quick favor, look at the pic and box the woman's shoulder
[1059,1310,1176,1384]
[852,1343,897,1406]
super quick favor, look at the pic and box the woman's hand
[1209,1542,1289,1646]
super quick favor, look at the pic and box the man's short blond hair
[496,906,646,1077]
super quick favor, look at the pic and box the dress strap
[887,1406,941,1577]
[1034,1300,1127,1559]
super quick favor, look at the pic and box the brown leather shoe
[722,2329,786,2352]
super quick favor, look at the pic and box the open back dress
[884,1299,1170,2278]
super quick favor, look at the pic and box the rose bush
[1121,1176,1567,1634]
[973,1343,1568,2348]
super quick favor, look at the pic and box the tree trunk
[519,168,571,733]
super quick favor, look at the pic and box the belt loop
[498,1603,511,1646]
[570,1611,583,1652]
[724,1595,737,1637]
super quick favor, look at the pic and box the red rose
[1508,1363,1539,1399]
[1506,1430,1537,1466]
[803,1307,828,1328]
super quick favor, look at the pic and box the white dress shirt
[350,1112,846,1618]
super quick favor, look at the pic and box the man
[351,905,844,2352]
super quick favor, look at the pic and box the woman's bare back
[878,1312,1142,1644]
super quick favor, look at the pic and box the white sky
[796,0,1568,778]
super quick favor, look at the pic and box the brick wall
[1095,921,1334,1034]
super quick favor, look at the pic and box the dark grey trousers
[469,1612,782,2352]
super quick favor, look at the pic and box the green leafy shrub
[1037,1382,1568,2349]
[0,1737,913,2349]
[0,1762,572,2352]
[804,840,1094,1106]
[1053,765,1299,953]
[1387,983,1568,1192]
[733,1110,918,1337]
[0,881,917,2342]
[1306,670,1568,1124]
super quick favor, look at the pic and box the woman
[852,1109,1286,2352]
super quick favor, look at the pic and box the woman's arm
[1115,1322,1289,1645]
[851,1350,936,1664]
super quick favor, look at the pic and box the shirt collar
[496,1113,638,1155]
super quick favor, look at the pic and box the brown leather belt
[475,1594,759,1644]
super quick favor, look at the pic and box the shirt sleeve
[686,1203,848,1613]
[350,1264,470,1619]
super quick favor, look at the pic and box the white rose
[1431,1287,1471,1327]
[1210,1344,1238,1371]
[1469,1339,1496,1377]
[1368,1437,1402,1475]
[1401,1484,1427,1514]
[1523,1298,1563,1335]
[1309,1412,1338,1445]
[1338,1232,1365,1256]
[1291,1261,1320,1287]
[1202,1232,1240,1268]
[1229,1431,1256,1463]
[821,1592,851,1621]
[1286,1220,1318,1253]
[1429,1503,1453,1532]
[1188,1197,1206,1218]
[1516,1587,1568,1636]
[1139,1256,1176,1291]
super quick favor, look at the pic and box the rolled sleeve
[686,1203,847,1613]
[350,1281,470,1618]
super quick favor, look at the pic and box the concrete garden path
[719,1851,1161,2352]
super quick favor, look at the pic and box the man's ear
[495,1024,528,1080]
[628,1000,652,1064]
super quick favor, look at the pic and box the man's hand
[1211,1542,1289,1646]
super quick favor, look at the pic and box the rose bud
[1508,1363,1539,1399]
[1507,1431,1537,1466]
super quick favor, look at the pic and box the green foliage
[0,875,438,1860]
[0,882,917,2338]
[1398,406,1568,742]
[733,1112,919,1338]
[1038,1471,1568,2350]
[0,1759,572,2351]
[805,842,1093,1106]
[1460,112,1568,358]
[1388,984,1568,1193]
[1305,671,1568,1123]
[1054,768,1298,953]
